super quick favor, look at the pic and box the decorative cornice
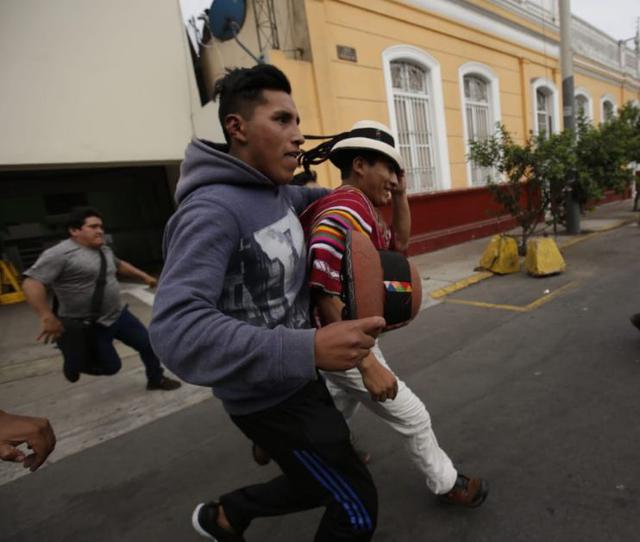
[399,0,639,85]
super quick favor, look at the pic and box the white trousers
[322,344,458,495]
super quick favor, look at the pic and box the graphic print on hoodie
[222,208,308,329]
[149,139,328,415]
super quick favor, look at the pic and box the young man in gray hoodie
[149,65,385,541]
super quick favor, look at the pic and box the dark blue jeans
[94,306,164,383]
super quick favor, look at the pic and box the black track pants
[221,378,378,541]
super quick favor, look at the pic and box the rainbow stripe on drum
[384,280,412,292]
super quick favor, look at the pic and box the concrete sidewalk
[415,198,639,302]
[0,291,211,486]
[1,198,636,486]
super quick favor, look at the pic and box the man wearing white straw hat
[298,120,489,508]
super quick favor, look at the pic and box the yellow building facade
[261,0,640,190]
[2,1,638,264]
[191,0,640,253]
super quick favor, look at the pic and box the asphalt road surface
[2,223,639,542]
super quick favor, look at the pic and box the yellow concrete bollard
[525,237,566,276]
[0,260,26,305]
[478,235,520,275]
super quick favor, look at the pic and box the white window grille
[575,94,589,119]
[574,89,593,124]
[602,100,615,122]
[390,60,437,193]
[536,88,553,136]
[463,75,492,185]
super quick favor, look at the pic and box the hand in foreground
[0,410,56,472]
[37,315,64,343]
[314,316,385,372]
[358,353,398,402]
[144,275,158,289]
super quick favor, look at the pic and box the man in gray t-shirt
[23,206,181,391]
[26,238,122,327]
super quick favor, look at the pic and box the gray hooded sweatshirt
[149,140,328,416]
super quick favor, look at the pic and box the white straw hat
[329,120,404,172]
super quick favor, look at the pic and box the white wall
[0,0,220,166]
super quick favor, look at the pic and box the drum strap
[379,251,412,326]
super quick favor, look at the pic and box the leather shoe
[439,474,488,508]
[146,376,182,391]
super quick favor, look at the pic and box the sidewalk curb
[427,218,635,301]
[555,218,637,250]
[429,271,493,299]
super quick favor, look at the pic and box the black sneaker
[192,502,245,541]
[146,376,182,391]
[438,474,489,508]
[62,358,80,383]
[251,443,271,466]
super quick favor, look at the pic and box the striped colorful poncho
[299,186,393,296]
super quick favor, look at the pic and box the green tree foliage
[469,125,575,253]
[469,102,640,253]
[616,102,640,163]
[574,103,639,207]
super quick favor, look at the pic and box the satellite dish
[208,0,263,63]
[208,0,247,42]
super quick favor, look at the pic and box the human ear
[224,114,247,144]
[352,156,367,178]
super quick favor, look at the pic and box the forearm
[22,278,54,319]
[313,290,344,326]
[314,290,396,398]
[150,286,316,387]
[358,350,380,370]
[391,192,411,253]
[117,260,154,283]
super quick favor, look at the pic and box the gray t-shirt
[25,239,123,326]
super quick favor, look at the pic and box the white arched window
[382,46,451,192]
[531,78,559,137]
[459,62,501,186]
[574,88,593,123]
[601,95,617,122]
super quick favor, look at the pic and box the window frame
[382,45,451,192]
[574,87,593,123]
[458,62,501,186]
[600,94,617,123]
[531,78,560,136]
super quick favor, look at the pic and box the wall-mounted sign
[337,45,357,62]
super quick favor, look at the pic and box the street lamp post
[559,0,581,234]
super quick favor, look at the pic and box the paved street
[1,206,639,541]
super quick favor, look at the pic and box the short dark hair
[212,64,292,142]
[332,150,395,180]
[66,206,103,231]
[291,169,317,186]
